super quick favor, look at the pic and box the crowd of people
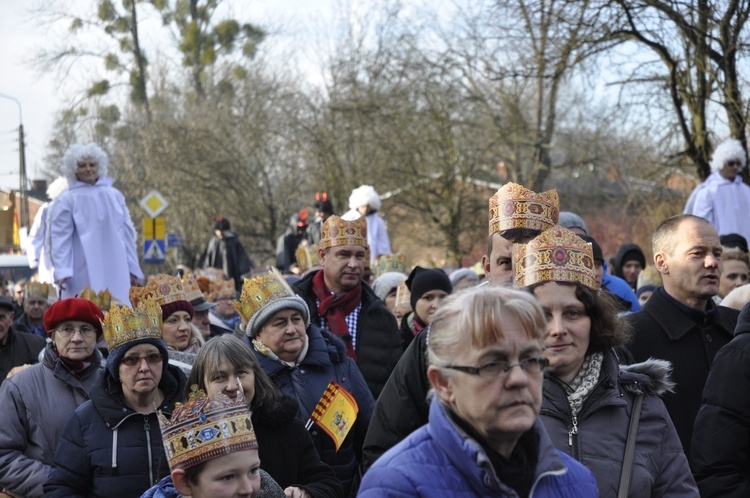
[1,140,750,498]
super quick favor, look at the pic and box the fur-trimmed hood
[619,357,675,397]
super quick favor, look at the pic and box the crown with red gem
[158,385,257,472]
[319,215,368,249]
[373,253,408,279]
[513,226,596,290]
[296,243,317,273]
[181,274,206,302]
[489,183,559,236]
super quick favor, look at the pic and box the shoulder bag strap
[617,393,644,498]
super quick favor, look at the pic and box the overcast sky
[0,0,340,191]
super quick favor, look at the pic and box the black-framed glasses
[726,160,742,167]
[56,325,98,339]
[443,356,549,379]
[121,353,164,367]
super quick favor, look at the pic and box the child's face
[189,450,261,498]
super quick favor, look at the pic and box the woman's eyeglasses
[56,325,98,339]
[120,354,164,367]
[443,356,549,379]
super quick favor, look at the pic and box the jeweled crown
[513,226,597,290]
[181,274,206,302]
[489,183,559,236]
[234,268,295,323]
[319,215,367,249]
[102,300,163,352]
[373,253,408,279]
[130,274,187,309]
[394,279,411,310]
[209,278,236,301]
[296,243,316,273]
[158,385,257,471]
[80,287,112,311]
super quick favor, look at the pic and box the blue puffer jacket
[43,364,186,498]
[254,324,374,496]
[359,398,598,497]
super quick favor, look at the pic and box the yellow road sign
[143,217,166,240]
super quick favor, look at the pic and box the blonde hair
[428,286,545,369]
[723,246,750,266]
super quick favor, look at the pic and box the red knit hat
[44,298,105,338]
[161,300,194,320]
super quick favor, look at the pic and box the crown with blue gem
[157,385,257,471]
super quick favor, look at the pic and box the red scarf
[312,270,361,360]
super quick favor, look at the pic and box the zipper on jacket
[144,415,154,485]
[567,416,578,449]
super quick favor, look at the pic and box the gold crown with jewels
[489,183,559,236]
[234,267,295,324]
[373,253,408,279]
[209,278,236,301]
[181,274,206,302]
[513,226,597,290]
[158,385,258,471]
[296,243,316,273]
[25,281,55,301]
[102,300,163,352]
[130,274,187,309]
[319,215,368,249]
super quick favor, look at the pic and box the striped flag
[305,381,359,451]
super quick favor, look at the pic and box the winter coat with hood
[43,363,186,498]
[613,243,646,290]
[253,324,374,496]
[291,270,401,399]
[0,343,103,498]
[691,301,750,497]
[359,397,599,498]
[540,350,698,497]
[50,166,143,305]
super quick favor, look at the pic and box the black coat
[44,364,186,498]
[625,287,738,457]
[691,302,750,497]
[0,326,46,386]
[254,394,344,498]
[361,327,430,471]
[292,271,402,399]
[198,232,252,291]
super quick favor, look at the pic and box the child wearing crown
[140,387,285,498]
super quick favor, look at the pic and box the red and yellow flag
[309,381,359,451]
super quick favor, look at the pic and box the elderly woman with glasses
[45,300,186,498]
[0,298,104,498]
[360,286,598,497]
[515,226,698,497]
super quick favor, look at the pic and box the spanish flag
[305,381,359,451]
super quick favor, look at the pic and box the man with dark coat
[198,217,253,292]
[0,296,45,385]
[291,215,401,399]
[626,214,739,458]
[691,302,750,496]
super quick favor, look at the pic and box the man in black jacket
[198,217,253,293]
[626,214,739,458]
[0,296,45,385]
[292,214,401,399]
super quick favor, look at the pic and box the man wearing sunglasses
[684,137,750,243]
[0,297,104,498]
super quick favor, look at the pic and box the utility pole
[0,93,29,230]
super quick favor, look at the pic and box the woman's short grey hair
[428,286,546,369]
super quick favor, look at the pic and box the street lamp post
[0,92,29,233]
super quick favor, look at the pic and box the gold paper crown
[296,243,316,273]
[26,281,54,301]
[181,274,206,302]
[373,253,408,279]
[234,268,296,324]
[636,266,662,289]
[319,215,368,249]
[489,183,559,236]
[394,279,412,310]
[210,278,236,301]
[80,287,112,312]
[158,385,257,472]
[102,301,163,352]
[130,274,187,309]
[513,226,597,290]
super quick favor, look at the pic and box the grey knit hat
[246,295,311,338]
